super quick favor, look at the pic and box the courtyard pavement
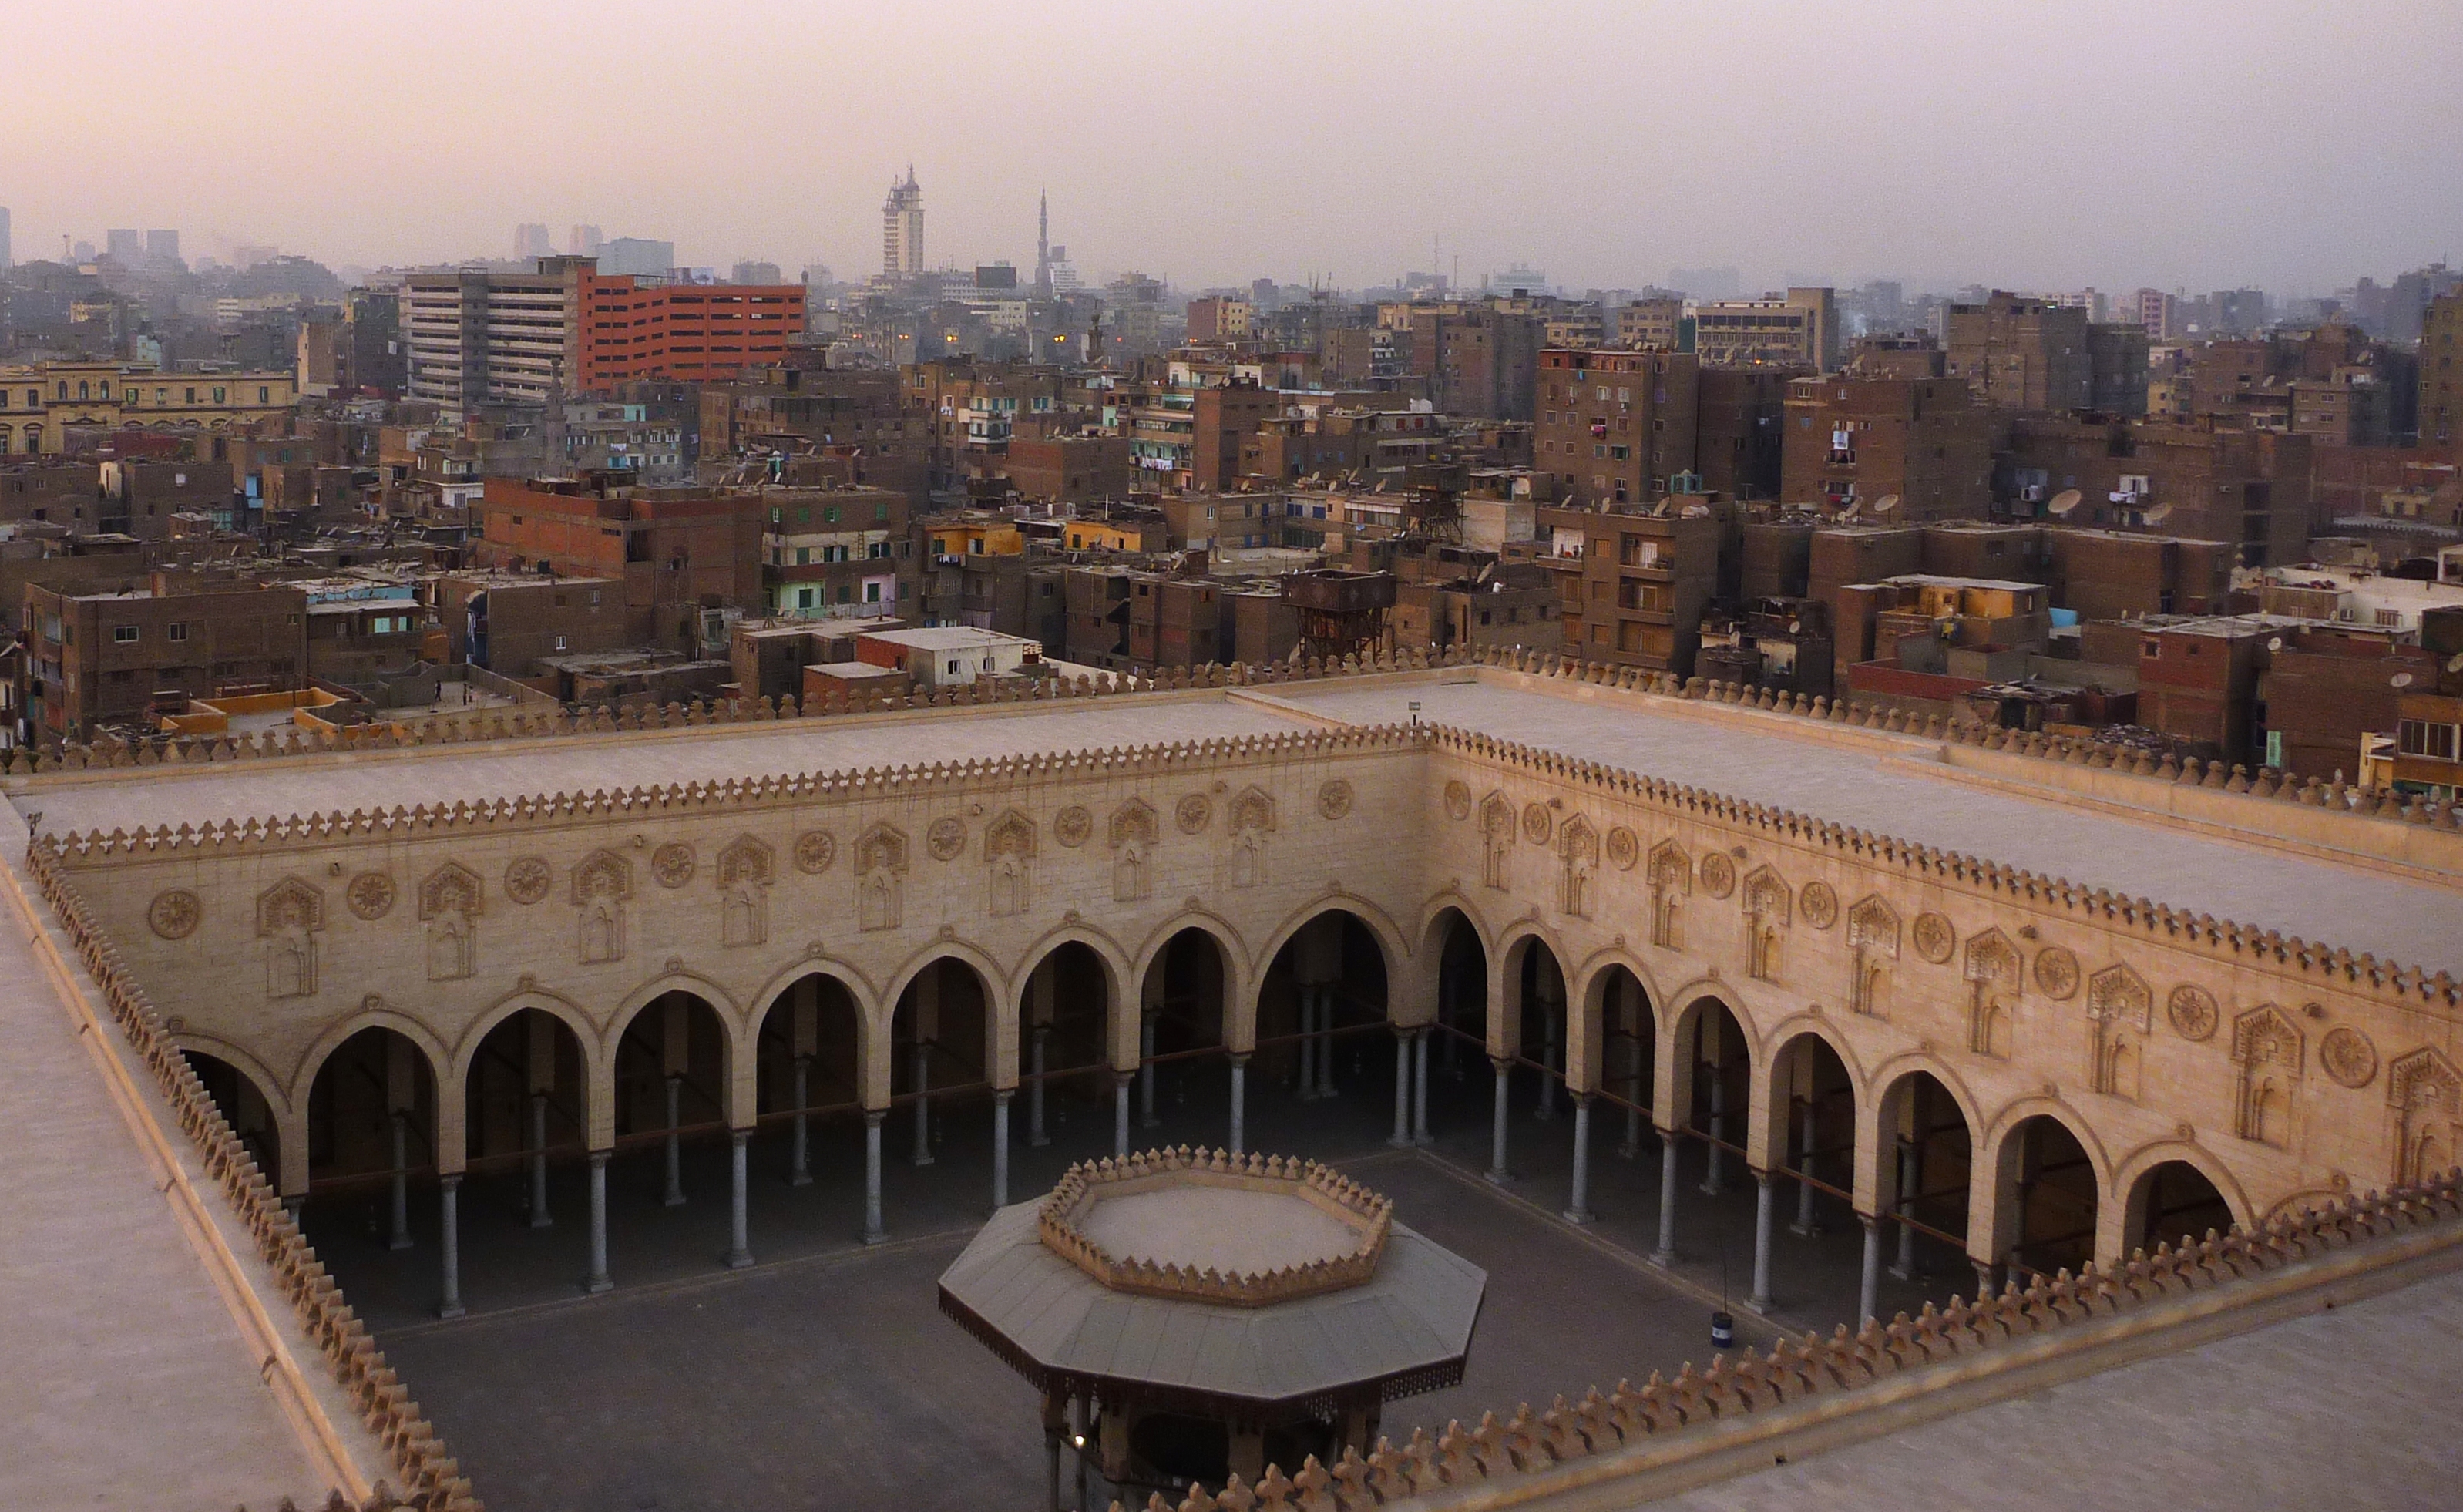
[324,1047,1968,1511]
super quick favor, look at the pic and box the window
[259,387,270,404]
[167,623,188,643]
[553,634,570,651]
[212,387,226,404]
[2398,719,2459,761]
[2140,637,2162,659]
[113,624,138,643]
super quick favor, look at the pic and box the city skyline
[4,0,2456,296]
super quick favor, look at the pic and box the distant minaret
[1035,189,1051,297]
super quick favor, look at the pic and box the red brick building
[1781,376,1992,520]
[576,273,805,390]
[1534,350,1702,507]
[472,473,764,651]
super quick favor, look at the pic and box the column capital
[863,1108,886,1129]
[730,1128,751,1148]
[1488,1053,1514,1074]
[587,1148,612,1168]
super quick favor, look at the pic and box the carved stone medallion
[1605,826,1640,871]
[927,817,969,861]
[1053,805,1094,848]
[504,858,553,905]
[1912,912,1955,963]
[2320,1026,2378,1089]
[651,842,697,888]
[2031,946,2081,1000]
[794,830,837,874]
[1799,880,1839,930]
[1699,852,1736,899]
[147,889,201,940]
[345,872,396,921]
[1443,780,1472,821]
[1520,801,1553,845]
[1174,794,1213,835]
[1317,780,1354,820]
[2166,983,2219,1041]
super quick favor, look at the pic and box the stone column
[1890,1139,1919,1279]
[583,1151,612,1294]
[1652,1134,1679,1266]
[1112,1071,1132,1158]
[1388,1030,1413,1147]
[663,1074,687,1207]
[1316,990,1336,1100]
[910,1041,934,1168]
[1564,1094,1594,1225]
[1485,1056,1512,1184]
[789,1056,813,1187]
[992,1090,1013,1209]
[1411,1030,1431,1146]
[1534,990,1560,1123]
[1138,1002,1161,1129]
[1619,1025,1643,1159]
[527,1091,552,1229]
[1699,1070,1727,1198]
[1974,1258,1998,1302]
[725,1131,753,1269]
[437,1174,464,1320]
[1858,1214,1881,1326]
[388,1111,412,1252]
[1790,1099,1820,1236]
[1749,1171,1775,1311]
[1028,1026,1050,1147]
[862,1110,886,1245]
[1295,990,1319,1102]
[1228,1055,1248,1154]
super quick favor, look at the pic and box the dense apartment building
[1779,375,1992,520]
[0,361,297,456]
[1184,297,1252,343]
[1997,415,2312,565]
[1392,304,1542,420]
[1947,291,2092,412]
[2424,291,2462,455]
[19,574,310,742]
[758,485,912,618]
[471,472,764,650]
[1693,369,1791,500]
[1534,350,1701,506]
[1536,502,1722,674]
[405,257,800,416]
[1690,288,1838,371]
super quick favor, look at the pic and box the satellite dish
[2142,503,2174,526]
[2048,489,2083,518]
[2391,672,2414,689]
[1872,493,1901,516]
[2448,652,2463,673]
[2266,636,2284,653]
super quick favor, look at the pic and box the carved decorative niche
[1962,929,2022,1059]
[1443,781,1473,821]
[1478,791,1517,891]
[418,862,482,981]
[1911,911,1956,964]
[1520,801,1553,845]
[1799,881,1839,930]
[1317,780,1354,820]
[716,835,775,947]
[985,809,1037,917]
[2166,984,2219,1041]
[1108,799,1159,903]
[504,857,553,905]
[2320,1026,2378,1090]
[1228,787,1276,889]
[345,872,397,921]
[1646,840,1692,949]
[257,877,325,999]
[1846,895,1900,1017]
[855,823,909,932]
[1053,805,1094,848]
[793,830,838,875]
[572,850,632,965]
[651,842,697,889]
[926,818,968,862]
[1741,865,1789,981]
[2387,1048,2463,1187]
[2084,963,2152,1100]
[2229,1004,2303,1149]
[148,889,201,940]
[1556,815,1598,919]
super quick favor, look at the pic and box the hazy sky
[9,0,2458,296]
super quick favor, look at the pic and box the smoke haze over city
[8,0,2458,293]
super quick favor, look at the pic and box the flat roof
[862,627,1035,650]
